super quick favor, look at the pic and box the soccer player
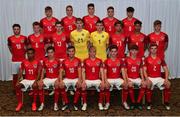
[15,48,39,111]
[147,20,169,59]
[122,7,139,37]
[8,24,27,90]
[128,20,147,58]
[27,21,45,61]
[102,6,118,37]
[37,46,61,111]
[40,6,58,45]
[82,3,100,33]
[124,45,146,110]
[59,46,82,111]
[81,46,105,111]
[111,21,127,58]
[104,45,129,110]
[70,18,90,61]
[144,43,171,110]
[90,21,109,61]
[51,21,67,60]
[61,5,76,43]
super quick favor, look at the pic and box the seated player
[37,46,61,111]
[144,43,171,110]
[104,45,129,110]
[124,45,146,110]
[81,46,105,111]
[59,46,82,111]
[15,48,39,111]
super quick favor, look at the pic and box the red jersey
[144,56,167,78]
[102,17,118,37]
[147,32,168,59]
[61,57,81,79]
[8,35,27,62]
[28,34,45,60]
[20,59,39,80]
[82,15,100,33]
[42,58,60,78]
[61,16,76,41]
[122,17,137,37]
[40,17,58,43]
[51,32,67,59]
[124,57,142,79]
[111,33,127,58]
[128,32,147,58]
[104,58,124,79]
[83,58,102,80]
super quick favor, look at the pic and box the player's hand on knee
[81,81,86,91]
[59,81,65,89]
[164,79,171,88]
[76,80,82,88]
[105,81,110,89]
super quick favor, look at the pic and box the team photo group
[8,3,171,112]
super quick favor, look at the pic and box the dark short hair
[149,43,158,49]
[154,20,162,26]
[55,21,62,25]
[114,20,124,27]
[129,44,139,50]
[96,20,103,25]
[66,5,73,10]
[134,20,142,26]
[109,45,118,51]
[27,48,35,53]
[76,18,83,23]
[32,21,40,27]
[88,3,94,8]
[107,6,114,11]
[12,24,21,29]
[67,45,75,51]
[45,6,52,11]
[46,46,55,52]
[127,7,135,12]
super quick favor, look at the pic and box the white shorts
[63,78,78,91]
[85,79,101,92]
[128,78,142,87]
[11,62,21,74]
[43,78,57,89]
[20,79,35,92]
[148,77,165,90]
[107,78,124,91]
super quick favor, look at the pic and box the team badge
[53,64,57,68]
[157,60,161,64]
[140,38,144,42]
[96,61,100,66]
[82,33,84,36]
[161,36,165,40]
[33,64,37,68]
[62,37,66,41]
[74,62,78,66]
[137,61,140,65]
[40,38,43,42]
[102,35,104,38]
[122,38,125,41]
[52,22,55,25]
[117,62,120,67]
[21,40,24,43]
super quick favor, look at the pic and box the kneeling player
[104,45,129,110]
[125,45,146,110]
[81,46,105,111]
[15,48,39,111]
[59,46,82,111]
[144,43,171,110]
[38,46,61,111]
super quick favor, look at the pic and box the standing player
[82,3,100,33]
[111,21,127,58]
[147,20,168,59]
[15,48,39,111]
[102,6,118,37]
[37,46,61,111]
[104,45,129,110]
[28,21,45,61]
[61,5,76,43]
[124,45,146,110]
[122,7,139,37]
[128,20,147,58]
[90,21,109,61]
[70,18,90,61]
[144,43,171,110]
[81,46,105,111]
[40,6,58,46]
[8,24,27,90]
[59,46,82,111]
[51,21,67,60]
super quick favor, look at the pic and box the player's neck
[111,57,117,61]
[28,58,34,62]
[76,28,82,32]
[67,15,73,18]
[151,54,157,58]
[115,30,122,34]
[48,57,55,61]
[97,30,102,33]
[90,57,96,60]
[34,32,40,36]
[69,57,75,61]
[89,14,94,17]
[15,34,20,38]
[154,31,161,34]
[127,17,133,20]
[131,55,137,60]
[134,31,141,34]
[46,16,52,20]
[56,31,62,35]
[108,17,114,20]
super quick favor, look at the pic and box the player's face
[13,27,21,35]
[107,9,114,17]
[33,25,40,33]
[96,23,104,31]
[134,24,141,32]
[27,50,35,60]
[66,7,73,16]
[88,6,95,15]
[130,49,138,56]
[89,48,96,58]
[68,48,75,58]
[115,24,123,32]
[55,24,63,32]
[150,46,157,54]
[76,20,83,30]
[127,12,134,18]
[110,49,117,58]
[45,10,53,17]
[47,49,54,58]
[154,24,161,32]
